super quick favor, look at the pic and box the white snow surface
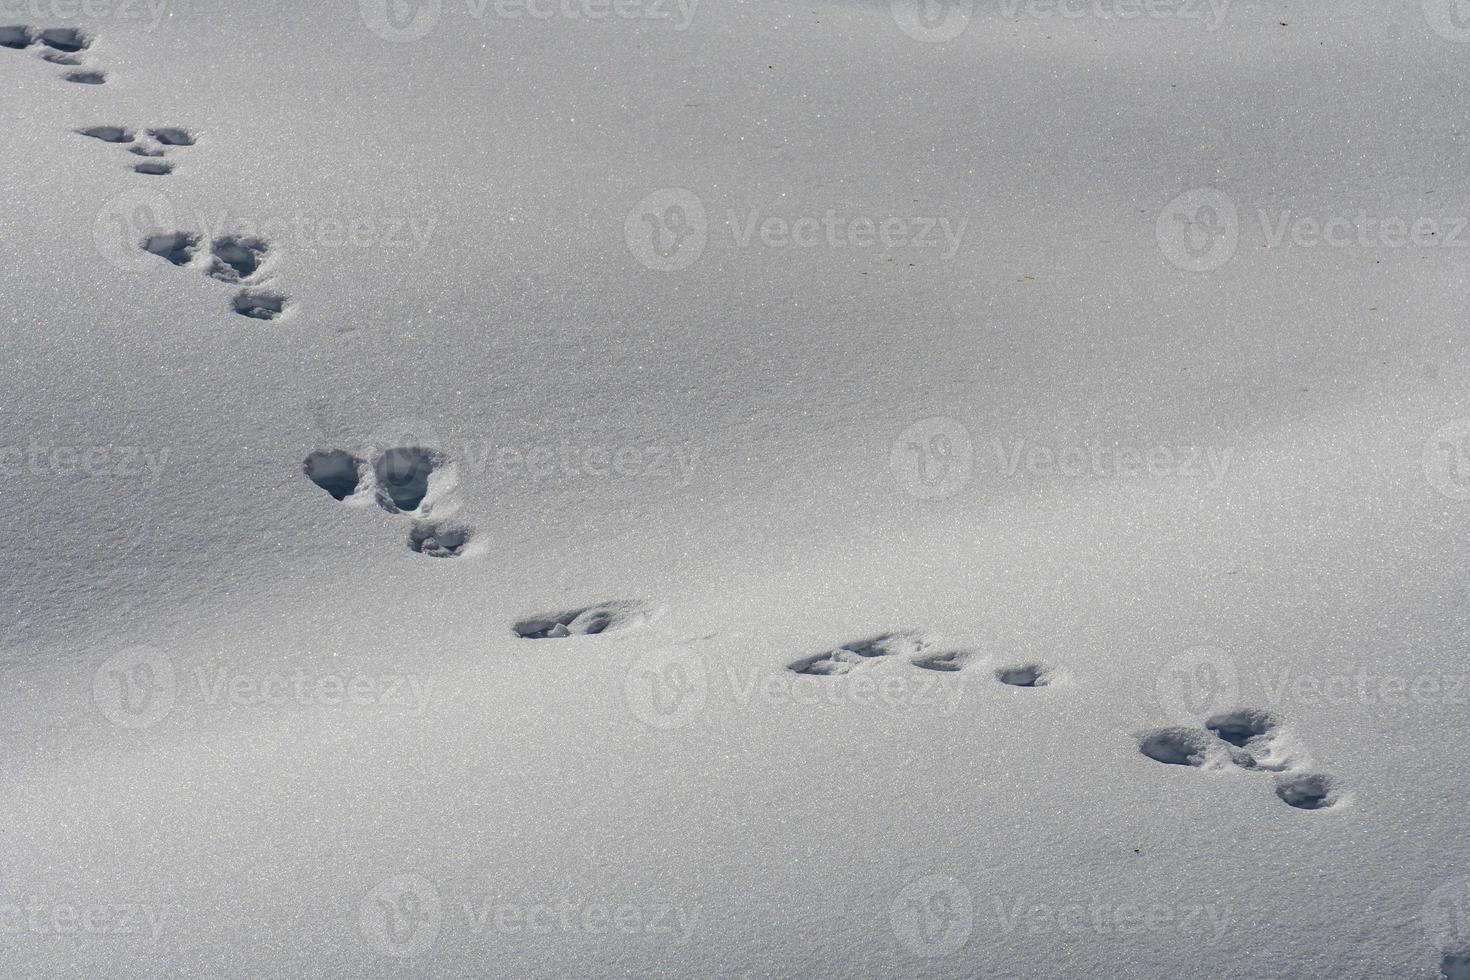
[2,0,1469,976]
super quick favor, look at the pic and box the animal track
[303,450,363,501]
[408,521,471,558]
[1137,727,1221,767]
[232,291,287,320]
[996,664,1051,687]
[372,447,441,513]
[1,25,105,82]
[1273,772,1337,810]
[78,125,132,143]
[912,649,971,672]
[209,236,269,283]
[1138,708,1340,810]
[148,127,194,146]
[137,232,289,318]
[78,123,195,174]
[300,446,477,558]
[38,27,88,52]
[141,232,201,266]
[512,602,649,639]
[788,632,926,675]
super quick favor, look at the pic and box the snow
[1,0,1468,975]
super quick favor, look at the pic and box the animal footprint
[788,632,926,676]
[302,446,477,558]
[77,125,132,143]
[303,450,364,501]
[208,236,268,283]
[1137,708,1341,810]
[136,233,291,320]
[142,232,201,266]
[372,447,442,514]
[408,521,472,558]
[1137,727,1227,768]
[78,125,196,174]
[912,649,972,673]
[512,602,649,639]
[231,291,287,321]
[38,27,88,52]
[1273,771,1337,810]
[1205,709,1297,771]
[996,663,1052,688]
[1,25,104,81]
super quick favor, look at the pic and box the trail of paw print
[787,633,1060,690]
[303,447,477,559]
[1,26,108,84]
[1136,708,1343,811]
[77,125,197,176]
[139,230,292,321]
[511,601,652,639]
